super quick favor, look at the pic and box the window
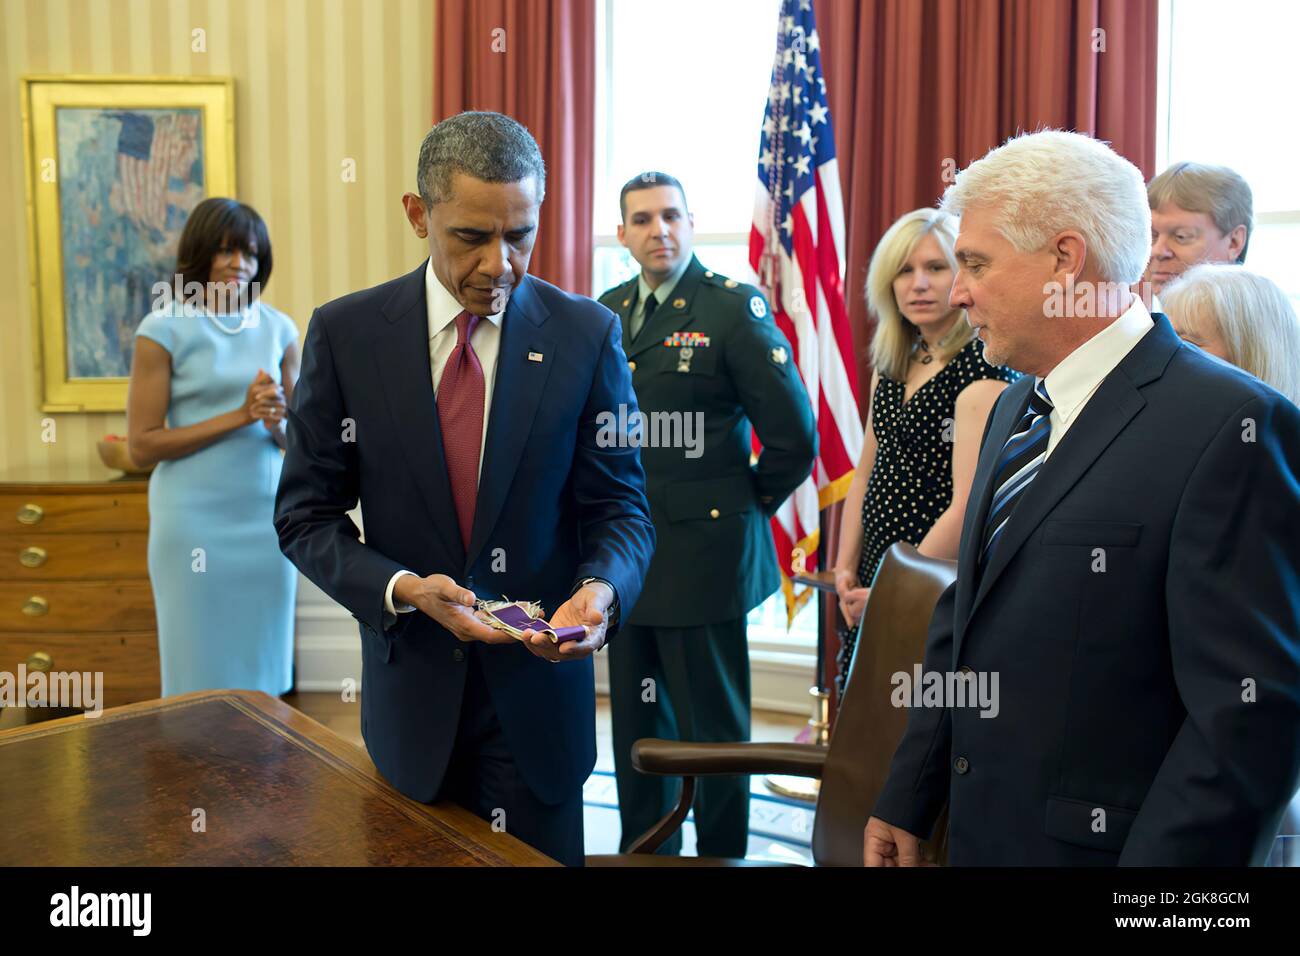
[593,0,781,295]
[593,0,818,654]
[1157,0,1300,308]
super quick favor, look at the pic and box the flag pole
[765,514,834,803]
[754,0,859,803]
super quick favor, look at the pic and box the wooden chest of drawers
[0,472,160,708]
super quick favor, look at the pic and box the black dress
[837,336,1019,695]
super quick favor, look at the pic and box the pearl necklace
[203,301,259,335]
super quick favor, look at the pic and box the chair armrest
[631,739,826,779]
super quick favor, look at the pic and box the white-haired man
[864,130,1300,866]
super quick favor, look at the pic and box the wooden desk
[0,689,556,866]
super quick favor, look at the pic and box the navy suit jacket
[274,262,655,805]
[873,313,1300,865]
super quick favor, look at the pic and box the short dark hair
[174,197,272,300]
[619,171,688,221]
[417,111,546,206]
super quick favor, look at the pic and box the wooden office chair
[587,542,957,866]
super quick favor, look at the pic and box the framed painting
[21,75,236,412]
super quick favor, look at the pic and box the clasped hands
[392,572,613,662]
[834,567,870,627]
[243,368,286,434]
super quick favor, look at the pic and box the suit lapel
[626,255,708,360]
[952,377,1027,650]
[606,278,637,348]
[374,260,464,567]
[464,275,555,571]
[954,315,1183,662]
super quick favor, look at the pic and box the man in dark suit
[598,173,816,856]
[864,130,1300,866]
[274,112,655,867]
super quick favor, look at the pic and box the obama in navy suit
[275,113,654,866]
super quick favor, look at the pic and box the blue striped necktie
[980,379,1054,566]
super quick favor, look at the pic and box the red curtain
[815,0,1158,399]
[812,0,1158,717]
[435,0,596,294]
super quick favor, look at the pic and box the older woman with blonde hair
[831,208,1018,693]
[1161,263,1300,405]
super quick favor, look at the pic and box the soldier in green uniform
[599,172,817,856]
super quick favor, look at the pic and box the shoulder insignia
[749,295,768,319]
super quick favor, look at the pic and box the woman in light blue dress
[126,198,299,697]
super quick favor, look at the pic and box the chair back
[811,542,956,866]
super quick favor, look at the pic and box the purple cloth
[489,604,586,645]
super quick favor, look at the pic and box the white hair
[1161,263,1300,405]
[941,129,1151,285]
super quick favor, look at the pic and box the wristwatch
[573,576,620,634]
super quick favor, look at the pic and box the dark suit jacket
[274,261,655,806]
[873,313,1300,865]
[598,255,817,627]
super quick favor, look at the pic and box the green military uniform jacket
[598,254,816,627]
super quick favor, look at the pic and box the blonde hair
[941,129,1151,285]
[1148,162,1253,263]
[867,208,973,382]
[1161,263,1300,405]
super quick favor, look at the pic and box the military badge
[663,331,711,348]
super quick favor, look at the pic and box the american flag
[111,111,195,234]
[749,0,863,623]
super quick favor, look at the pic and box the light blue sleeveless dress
[134,299,299,696]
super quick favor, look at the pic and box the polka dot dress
[837,336,1019,693]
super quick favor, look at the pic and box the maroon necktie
[436,310,484,549]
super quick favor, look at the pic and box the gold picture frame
[21,75,236,412]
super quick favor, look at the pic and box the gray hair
[941,129,1151,285]
[1161,263,1300,405]
[416,111,546,206]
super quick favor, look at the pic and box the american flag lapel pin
[527,351,544,363]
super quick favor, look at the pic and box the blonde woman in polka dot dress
[832,209,1019,695]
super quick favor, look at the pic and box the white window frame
[592,0,819,687]
[1156,1,1300,270]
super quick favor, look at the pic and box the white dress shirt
[383,261,504,619]
[1039,295,1155,459]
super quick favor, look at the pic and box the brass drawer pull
[22,595,49,616]
[19,546,48,568]
[16,503,44,525]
